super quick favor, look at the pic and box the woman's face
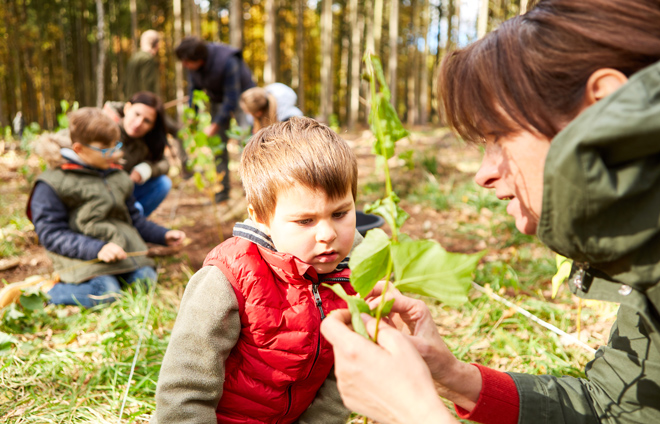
[123,102,157,138]
[474,130,551,235]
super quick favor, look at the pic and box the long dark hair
[127,91,167,161]
[438,0,660,143]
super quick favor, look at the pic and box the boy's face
[252,184,356,275]
[73,141,123,170]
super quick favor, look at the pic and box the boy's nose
[316,221,337,243]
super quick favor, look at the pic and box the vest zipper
[311,282,326,319]
[277,384,293,424]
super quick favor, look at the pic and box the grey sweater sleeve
[151,266,240,424]
[296,368,351,424]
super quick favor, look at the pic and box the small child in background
[152,116,360,424]
[27,107,185,308]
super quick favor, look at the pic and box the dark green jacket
[37,166,156,283]
[511,61,660,423]
[124,50,159,98]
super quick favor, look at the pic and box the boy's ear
[72,142,84,154]
[247,203,270,235]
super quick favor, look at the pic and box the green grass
[1,283,180,423]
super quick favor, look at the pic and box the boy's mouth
[315,251,339,263]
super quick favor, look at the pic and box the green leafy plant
[1,285,51,334]
[178,90,226,241]
[225,118,252,149]
[327,55,484,339]
[56,99,79,130]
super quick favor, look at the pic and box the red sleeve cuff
[454,364,519,424]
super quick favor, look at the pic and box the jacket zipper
[277,276,348,423]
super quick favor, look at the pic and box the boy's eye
[296,219,313,225]
[333,211,348,219]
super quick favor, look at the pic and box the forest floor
[0,127,617,423]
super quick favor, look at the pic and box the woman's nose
[475,150,500,189]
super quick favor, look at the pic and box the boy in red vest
[152,116,360,424]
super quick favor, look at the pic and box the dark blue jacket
[187,43,255,125]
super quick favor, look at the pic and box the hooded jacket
[509,60,660,423]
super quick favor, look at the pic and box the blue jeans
[133,175,172,216]
[47,266,157,308]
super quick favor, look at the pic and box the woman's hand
[98,242,127,263]
[165,230,186,246]
[321,310,458,424]
[366,284,483,411]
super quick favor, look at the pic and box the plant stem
[366,54,398,243]
[372,256,393,343]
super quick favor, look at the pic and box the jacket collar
[538,60,660,291]
[232,219,350,281]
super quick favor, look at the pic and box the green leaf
[19,293,45,311]
[365,192,409,231]
[324,284,371,338]
[391,240,484,306]
[349,228,392,298]
[4,304,25,321]
[369,94,409,160]
[193,172,205,191]
[375,298,395,317]
[552,255,572,299]
[0,331,18,350]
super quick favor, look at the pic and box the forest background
[0,0,530,132]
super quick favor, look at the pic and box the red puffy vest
[203,236,355,424]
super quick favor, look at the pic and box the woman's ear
[584,68,628,106]
[247,204,270,235]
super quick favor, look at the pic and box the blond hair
[240,87,278,133]
[240,116,358,224]
[69,107,121,146]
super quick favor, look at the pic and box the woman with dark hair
[104,91,171,216]
[320,1,660,423]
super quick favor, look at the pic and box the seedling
[178,90,226,241]
[326,55,484,340]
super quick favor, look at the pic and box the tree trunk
[373,0,383,56]
[183,0,192,36]
[407,0,418,126]
[296,0,305,113]
[129,0,138,51]
[96,0,105,107]
[388,0,398,108]
[419,0,430,125]
[230,0,243,49]
[319,0,333,123]
[365,0,374,53]
[348,0,361,129]
[264,0,276,85]
[174,0,184,117]
[477,0,489,38]
[191,0,201,35]
[445,0,455,53]
[339,13,350,124]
